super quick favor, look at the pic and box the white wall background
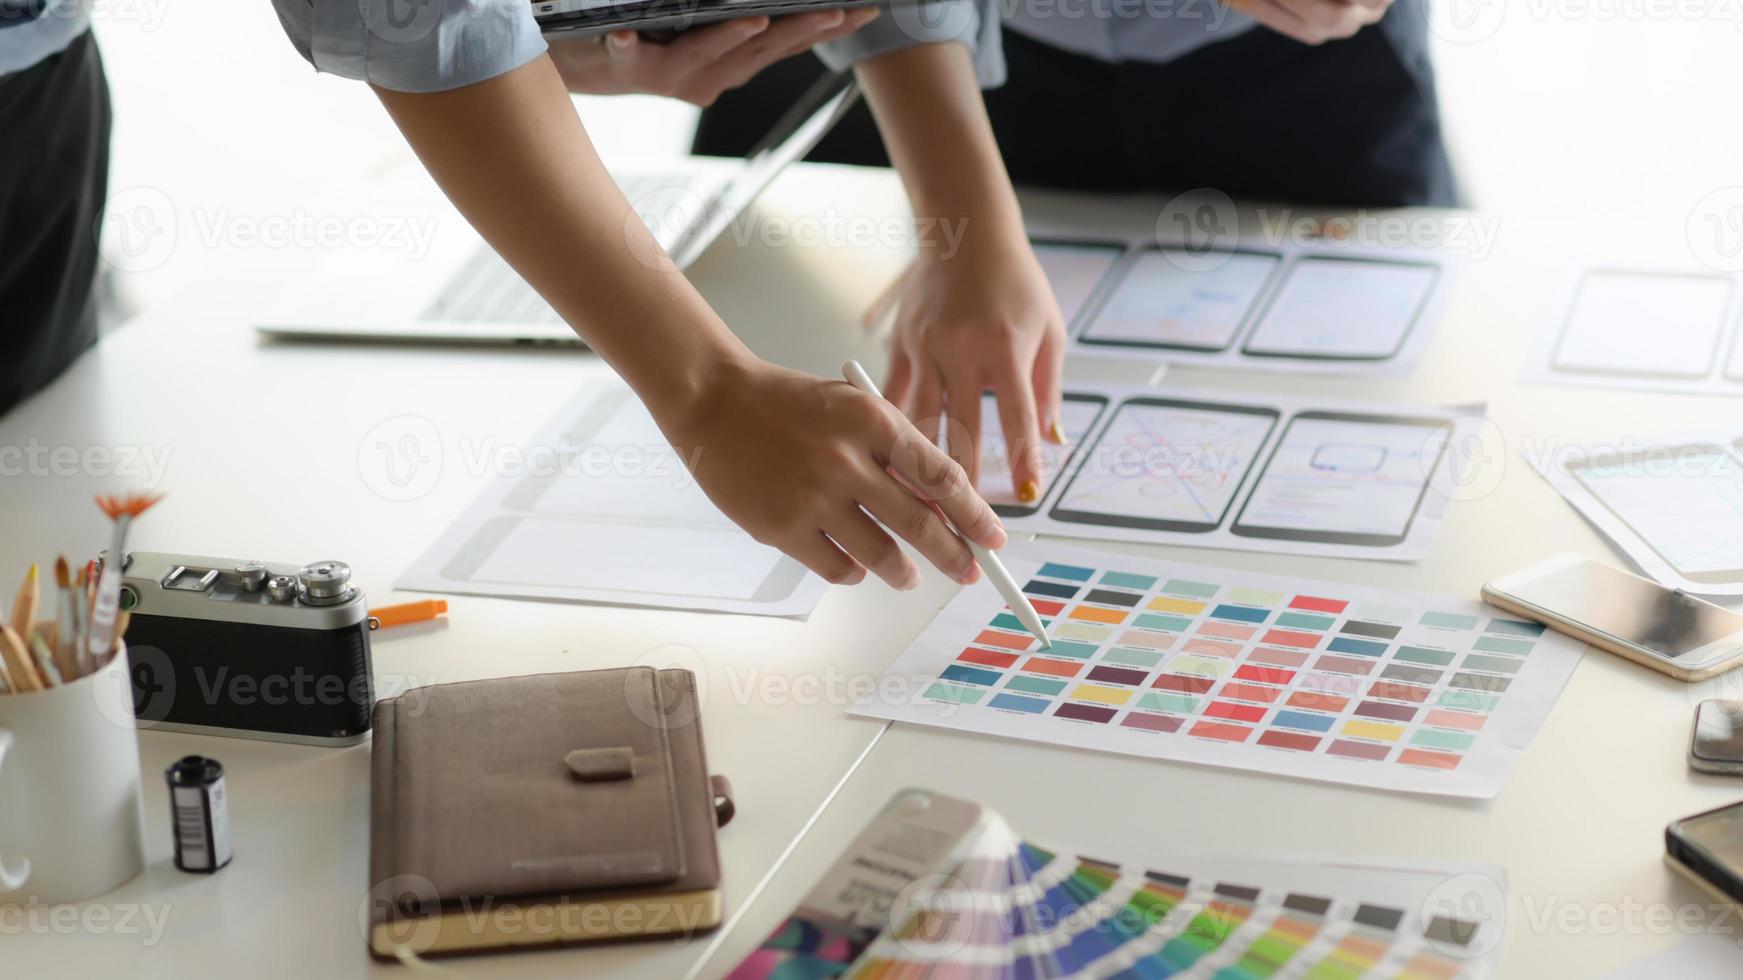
[87,0,1743,315]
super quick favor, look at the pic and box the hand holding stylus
[843,361,1053,648]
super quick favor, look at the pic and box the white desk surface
[5,164,1741,979]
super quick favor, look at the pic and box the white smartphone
[1482,554,1743,681]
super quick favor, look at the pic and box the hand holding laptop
[549,9,878,106]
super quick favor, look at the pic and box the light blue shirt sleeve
[816,0,1006,88]
[270,0,547,94]
[0,0,90,76]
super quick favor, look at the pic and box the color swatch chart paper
[971,382,1483,563]
[1027,236,1461,378]
[1522,267,1743,398]
[1532,425,1743,596]
[399,380,826,617]
[727,790,1505,979]
[857,543,1584,798]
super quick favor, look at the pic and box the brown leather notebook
[366,667,734,958]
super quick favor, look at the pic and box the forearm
[372,56,750,421]
[853,42,1022,237]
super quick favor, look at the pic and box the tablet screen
[1050,399,1278,532]
[1572,445,1743,578]
[1243,257,1437,360]
[1551,271,1733,379]
[1032,241,1123,328]
[1079,249,1279,351]
[1231,413,1451,545]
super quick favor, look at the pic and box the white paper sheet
[970,381,1483,562]
[1531,426,1743,596]
[853,542,1585,799]
[398,380,827,617]
[1030,235,1461,377]
[1521,267,1743,396]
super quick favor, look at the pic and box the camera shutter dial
[299,561,355,606]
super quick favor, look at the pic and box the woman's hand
[1236,0,1392,46]
[548,11,879,106]
[661,356,1008,589]
[874,231,1068,505]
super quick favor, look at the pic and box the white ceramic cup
[0,647,146,905]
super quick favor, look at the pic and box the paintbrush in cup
[52,556,80,681]
[28,633,62,686]
[88,493,162,673]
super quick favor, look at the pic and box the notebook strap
[710,774,735,827]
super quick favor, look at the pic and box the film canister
[166,755,233,873]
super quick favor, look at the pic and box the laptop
[257,72,857,348]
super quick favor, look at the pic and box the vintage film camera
[114,552,375,745]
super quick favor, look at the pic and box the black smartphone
[1666,800,1743,905]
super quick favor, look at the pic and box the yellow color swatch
[1070,684,1134,706]
[1148,597,1207,615]
[1055,622,1114,643]
[1341,719,1404,742]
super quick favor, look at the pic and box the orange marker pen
[368,599,449,630]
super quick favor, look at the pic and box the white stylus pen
[842,360,1053,650]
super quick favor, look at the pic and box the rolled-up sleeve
[269,0,547,93]
[816,0,1005,88]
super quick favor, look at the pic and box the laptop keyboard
[419,173,687,326]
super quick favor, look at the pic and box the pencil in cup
[2,567,134,693]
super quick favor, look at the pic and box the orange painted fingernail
[1048,420,1067,445]
[1018,480,1040,503]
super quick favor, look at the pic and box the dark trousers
[0,30,111,416]
[694,18,1457,208]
